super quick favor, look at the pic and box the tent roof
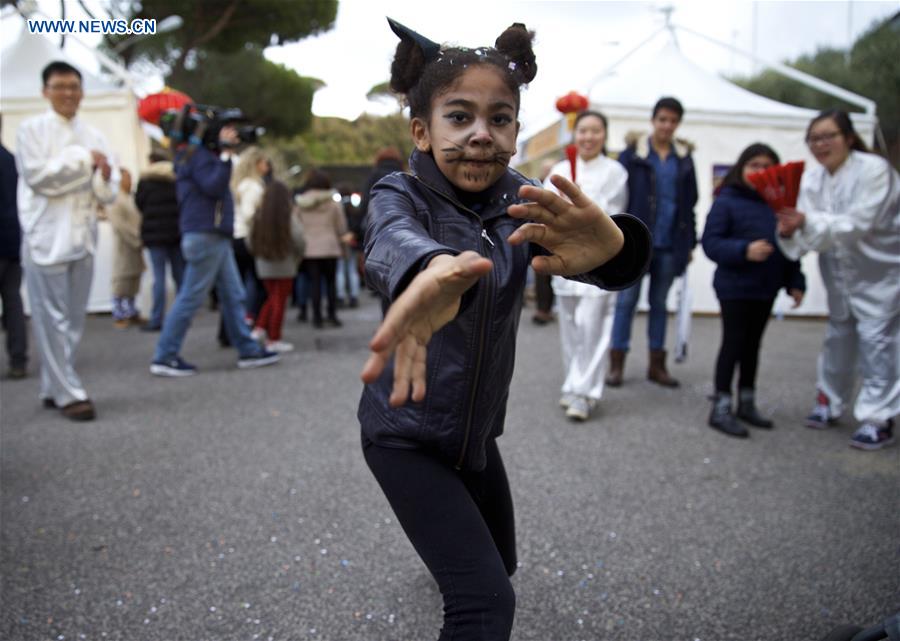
[1,23,121,100]
[589,35,819,121]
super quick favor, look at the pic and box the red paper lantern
[555,91,589,131]
[138,88,194,125]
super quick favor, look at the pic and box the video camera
[159,104,264,150]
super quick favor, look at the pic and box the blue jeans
[336,249,360,300]
[154,233,263,362]
[147,244,185,328]
[611,249,678,351]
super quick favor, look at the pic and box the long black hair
[720,142,780,191]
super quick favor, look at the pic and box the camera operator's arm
[190,126,238,198]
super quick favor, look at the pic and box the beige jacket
[107,191,145,296]
[295,189,346,258]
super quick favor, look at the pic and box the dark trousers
[0,258,28,369]
[363,438,517,641]
[305,258,338,322]
[534,272,554,313]
[714,298,775,393]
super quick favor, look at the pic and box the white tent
[515,28,878,317]
[1,21,151,313]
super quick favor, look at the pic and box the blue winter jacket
[702,184,805,301]
[618,134,698,275]
[358,150,652,471]
[174,145,234,237]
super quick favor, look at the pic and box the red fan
[138,88,194,125]
[746,161,805,210]
[565,144,578,183]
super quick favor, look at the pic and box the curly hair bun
[390,39,427,95]
[495,23,537,84]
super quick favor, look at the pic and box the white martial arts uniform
[544,154,628,402]
[16,109,118,406]
[777,150,900,423]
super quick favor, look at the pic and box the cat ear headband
[387,17,441,62]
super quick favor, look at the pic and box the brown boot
[606,349,626,387]
[648,349,679,387]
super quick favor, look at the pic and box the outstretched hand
[360,251,492,407]
[506,174,624,275]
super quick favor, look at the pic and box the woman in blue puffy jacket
[702,143,805,438]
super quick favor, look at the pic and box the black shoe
[737,390,774,428]
[708,393,749,438]
[326,317,343,328]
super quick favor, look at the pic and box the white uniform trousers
[23,252,93,407]
[557,292,616,401]
[817,311,900,423]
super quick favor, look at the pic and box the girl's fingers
[507,222,549,246]
[361,350,389,384]
[410,344,428,403]
[547,174,595,210]
[531,253,568,275]
[507,201,556,225]
[389,336,416,407]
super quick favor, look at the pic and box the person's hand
[91,150,111,181]
[218,125,239,151]
[360,251,492,407]
[746,239,774,262]
[789,288,804,308]
[341,232,356,247]
[506,174,624,275]
[776,207,805,237]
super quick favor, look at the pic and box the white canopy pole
[674,22,877,115]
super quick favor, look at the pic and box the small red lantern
[138,88,194,125]
[555,91,588,182]
[555,91,589,131]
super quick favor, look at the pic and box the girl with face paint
[356,19,651,640]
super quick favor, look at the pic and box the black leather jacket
[358,150,651,471]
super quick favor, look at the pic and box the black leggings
[363,438,517,641]
[304,258,338,321]
[714,298,775,393]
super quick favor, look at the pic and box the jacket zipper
[410,175,496,469]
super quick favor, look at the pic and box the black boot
[708,393,749,438]
[737,388,774,428]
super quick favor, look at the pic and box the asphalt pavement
[2,294,898,641]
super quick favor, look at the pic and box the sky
[2,0,897,139]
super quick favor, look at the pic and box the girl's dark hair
[389,23,537,120]
[303,169,332,191]
[806,109,868,152]
[573,110,609,156]
[720,143,780,190]
[250,180,294,261]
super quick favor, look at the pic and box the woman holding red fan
[702,143,806,437]
[776,110,900,451]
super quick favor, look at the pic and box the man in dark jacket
[0,116,28,379]
[607,96,698,388]
[149,127,279,376]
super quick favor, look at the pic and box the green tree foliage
[166,46,317,139]
[731,14,900,167]
[118,0,337,75]
[276,113,413,166]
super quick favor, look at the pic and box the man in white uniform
[16,61,119,421]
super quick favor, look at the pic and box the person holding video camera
[150,125,280,376]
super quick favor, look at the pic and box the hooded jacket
[358,150,651,471]
[618,131,698,275]
[295,188,346,258]
[136,160,180,247]
[702,184,805,301]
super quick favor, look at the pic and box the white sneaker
[266,340,294,353]
[250,327,267,342]
[565,396,597,422]
[559,393,577,409]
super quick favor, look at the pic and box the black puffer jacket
[358,150,651,471]
[136,161,180,247]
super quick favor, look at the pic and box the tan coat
[295,189,346,258]
[107,191,144,297]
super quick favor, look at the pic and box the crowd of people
[0,36,897,640]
